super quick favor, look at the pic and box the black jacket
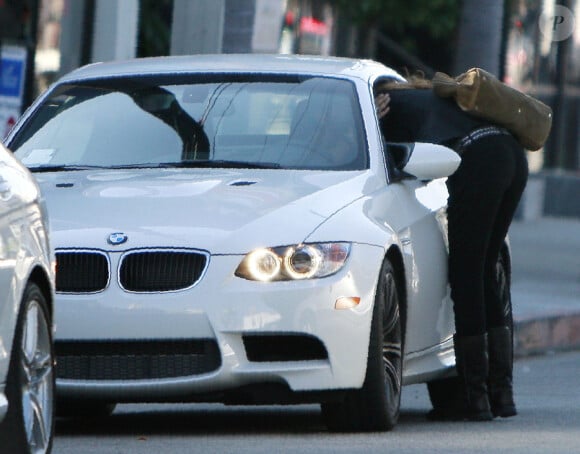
[379,88,488,148]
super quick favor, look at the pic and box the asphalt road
[53,350,580,454]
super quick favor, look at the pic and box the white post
[91,0,139,63]
[58,0,86,75]
[171,0,225,55]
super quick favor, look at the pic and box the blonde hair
[375,73,433,93]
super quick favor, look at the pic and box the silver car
[0,141,55,453]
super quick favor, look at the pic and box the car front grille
[119,250,208,292]
[56,250,110,293]
[55,339,221,380]
[55,248,208,294]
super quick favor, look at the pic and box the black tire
[427,245,513,410]
[0,282,55,454]
[426,375,463,413]
[321,258,403,432]
[56,400,116,419]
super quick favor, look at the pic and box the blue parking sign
[1,47,26,99]
[1,46,27,137]
[1,58,25,98]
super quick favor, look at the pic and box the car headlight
[235,242,351,281]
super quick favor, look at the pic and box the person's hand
[375,93,390,119]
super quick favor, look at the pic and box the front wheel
[321,258,403,432]
[0,282,55,454]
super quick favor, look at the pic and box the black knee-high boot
[487,326,517,417]
[454,334,493,421]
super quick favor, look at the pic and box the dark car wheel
[322,258,403,432]
[427,246,513,412]
[426,374,463,416]
[0,282,55,454]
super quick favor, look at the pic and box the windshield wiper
[29,161,282,172]
[28,164,110,173]
[160,160,281,169]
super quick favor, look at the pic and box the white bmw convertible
[5,54,512,431]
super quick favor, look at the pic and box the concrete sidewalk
[509,217,580,357]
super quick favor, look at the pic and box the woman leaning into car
[374,75,531,422]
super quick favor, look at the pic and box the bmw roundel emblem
[107,232,128,245]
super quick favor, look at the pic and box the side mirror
[403,142,461,180]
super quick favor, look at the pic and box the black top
[379,88,488,147]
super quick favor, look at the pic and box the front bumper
[55,243,385,401]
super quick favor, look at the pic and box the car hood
[35,168,372,254]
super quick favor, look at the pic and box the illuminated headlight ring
[235,242,351,282]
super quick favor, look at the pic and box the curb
[514,313,580,358]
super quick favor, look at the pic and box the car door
[393,172,455,353]
[364,140,455,376]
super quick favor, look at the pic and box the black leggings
[446,133,528,336]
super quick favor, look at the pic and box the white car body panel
[35,169,374,254]
[0,142,54,422]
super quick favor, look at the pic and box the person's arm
[375,93,390,120]
[375,90,417,142]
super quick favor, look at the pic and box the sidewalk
[509,217,580,357]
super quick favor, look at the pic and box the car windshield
[10,75,367,171]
